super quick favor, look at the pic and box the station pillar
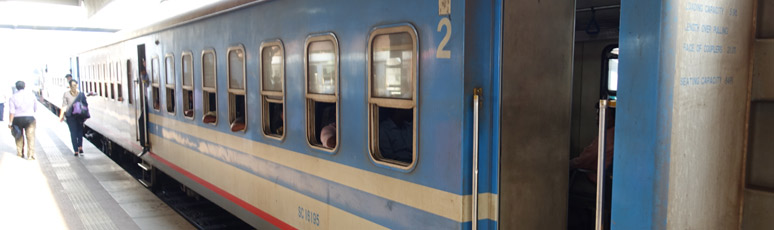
[613,0,755,229]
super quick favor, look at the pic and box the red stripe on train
[149,153,296,230]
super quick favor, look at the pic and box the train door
[135,44,150,154]
[497,0,576,229]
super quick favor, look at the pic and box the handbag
[70,93,90,119]
[10,124,22,139]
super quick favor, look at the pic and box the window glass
[607,58,618,92]
[262,45,283,92]
[371,32,413,99]
[165,56,175,85]
[151,58,159,84]
[203,51,216,88]
[228,48,245,90]
[308,40,336,94]
[182,54,193,87]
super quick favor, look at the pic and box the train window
[181,52,194,119]
[110,62,116,100]
[304,34,339,151]
[104,63,110,99]
[260,40,285,139]
[227,45,246,132]
[202,49,217,124]
[367,25,418,169]
[126,60,133,104]
[100,64,106,97]
[165,54,176,114]
[116,62,123,102]
[602,46,618,99]
[151,57,161,111]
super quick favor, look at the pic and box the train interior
[568,0,620,229]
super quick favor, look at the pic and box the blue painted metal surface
[140,0,469,194]
[612,0,676,229]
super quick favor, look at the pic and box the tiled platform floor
[0,103,193,230]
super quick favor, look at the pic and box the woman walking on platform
[59,79,88,156]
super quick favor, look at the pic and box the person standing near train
[8,81,38,159]
[59,79,88,156]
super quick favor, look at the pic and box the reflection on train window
[367,25,418,169]
[165,54,176,114]
[110,62,116,100]
[181,52,194,119]
[151,57,161,111]
[100,64,105,98]
[125,60,132,104]
[105,63,111,99]
[602,46,618,99]
[202,49,217,124]
[260,41,285,138]
[116,62,123,102]
[305,34,338,150]
[227,45,246,132]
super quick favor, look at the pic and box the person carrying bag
[59,79,89,156]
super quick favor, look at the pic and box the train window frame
[125,59,133,104]
[227,44,247,133]
[201,49,218,125]
[106,63,111,99]
[304,33,339,152]
[366,24,420,171]
[259,40,286,140]
[93,65,98,96]
[601,45,618,99]
[181,51,194,120]
[110,61,116,101]
[165,53,176,115]
[151,56,161,111]
[116,62,123,102]
[102,63,107,98]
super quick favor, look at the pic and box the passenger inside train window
[230,95,246,132]
[228,46,246,132]
[305,35,338,150]
[368,26,417,167]
[184,91,193,117]
[202,50,217,124]
[268,103,283,136]
[260,42,285,138]
[182,52,194,118]
[378,107,413,163]
[316,104,336,148]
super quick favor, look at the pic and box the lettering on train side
[298,206,320,227]
[685,2,725,15]
[436,17,452,59]
[678,76,727,86]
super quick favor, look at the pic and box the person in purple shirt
[7,81,37,160]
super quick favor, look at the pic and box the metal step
[138,179,152,188]
[138,162,152,171]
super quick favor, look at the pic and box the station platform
[0,104,193,230]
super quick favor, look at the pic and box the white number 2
[436,17,451,59]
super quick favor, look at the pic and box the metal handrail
[472,88,482,230]
[595,99,608,230]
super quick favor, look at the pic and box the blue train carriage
[76,43,141,155]
[70,0,578,229]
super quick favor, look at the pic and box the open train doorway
[136,44,149,153]
[497,0,620,229]
[567,1,620,230]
